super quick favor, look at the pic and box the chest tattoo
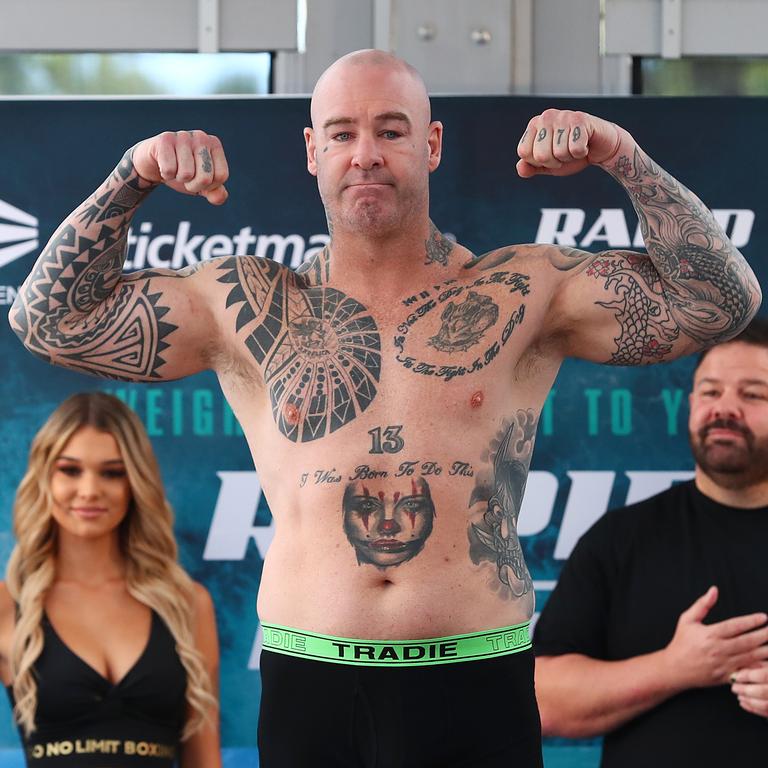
[395,271,530,381]
[218,258,381,441]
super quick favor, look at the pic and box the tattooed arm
[8,131,230,380]
[516,110,761,365]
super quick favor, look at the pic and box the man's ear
[304,127,318,176]
[427,121,443,172]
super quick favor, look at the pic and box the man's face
[304,60,442,238]
[343,478,435,568]
[689,341,768,488]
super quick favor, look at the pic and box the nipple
[470,391,484,409]
[284,403,300,424]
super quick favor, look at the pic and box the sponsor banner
[0,96,765,764]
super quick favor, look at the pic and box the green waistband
[261,621,531,667]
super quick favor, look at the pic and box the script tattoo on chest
[395,271,530,381]
[468,410,535,600]
[218,257,381,441]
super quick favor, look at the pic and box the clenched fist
[516,110,627,178]
[132,130,229,205]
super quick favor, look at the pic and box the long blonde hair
[6,391,217,738]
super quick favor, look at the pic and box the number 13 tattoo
[368,425,405,454]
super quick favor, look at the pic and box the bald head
[303,49,443,240]
[310,49,431,128]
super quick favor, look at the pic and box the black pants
[258,649,543,768]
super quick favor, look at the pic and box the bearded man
[535,317,768,768]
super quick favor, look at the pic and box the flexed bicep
[547,229,759,365]
[14,254,221,381]
[545,246,683,365]
[10,131,230,380]
[517,110,760,358]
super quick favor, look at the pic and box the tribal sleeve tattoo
[8,150,179,380]
[604,147,759,351]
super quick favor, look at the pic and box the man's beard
[689,418,768,490]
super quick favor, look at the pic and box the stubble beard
[322,179,427,240]
[340,199,403,237]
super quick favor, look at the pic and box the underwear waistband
[260,620,531,667]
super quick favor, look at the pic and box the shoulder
[582,482,692,548]
[190,582,219,659]
[207,254,291,285]
[0,583,16,656]
[460,243,544,272]
[203,256,295,335]
[611,481,691,524]
[191,581,215,619]
[190,582,217,637]
[0,583,14,623]
[460,243,595,274]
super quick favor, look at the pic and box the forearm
[602,129,761,347]
[8,148,155,360]
[536,651,684,737]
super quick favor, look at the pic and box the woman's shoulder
[0,582,15,622]
[189,581,218,658]
[190,581,215,619]
[0,582,16,662]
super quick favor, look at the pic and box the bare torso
[9,103,758,643]
[213,243,561,638]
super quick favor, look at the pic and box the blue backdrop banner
[0,95,765,766]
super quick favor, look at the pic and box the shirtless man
[9,50,761,767]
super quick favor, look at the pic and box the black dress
[6,610,187,766]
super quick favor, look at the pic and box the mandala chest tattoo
[218,257,381,442]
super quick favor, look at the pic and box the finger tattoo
[200,148,212,174]
[572,126,582,141]
[519,129,528,144]
[556,128,565,145]
[537,128,547,142]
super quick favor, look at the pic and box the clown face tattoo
[343,478,436,568]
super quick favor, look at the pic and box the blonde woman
[0,392,221,767]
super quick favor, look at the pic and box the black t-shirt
[534,480,768,768]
